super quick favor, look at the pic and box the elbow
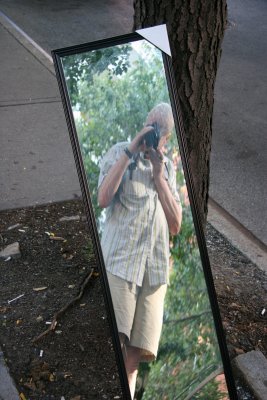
[98,183,115,208]
[170,222,181,236]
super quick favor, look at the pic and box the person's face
[158,133,171,150]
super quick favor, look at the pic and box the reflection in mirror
[58,37,232,399]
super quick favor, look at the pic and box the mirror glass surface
[59,37,230,400]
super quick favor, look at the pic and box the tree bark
[133,0,227,225]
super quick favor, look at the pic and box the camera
[142,123,160,149]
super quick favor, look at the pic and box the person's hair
[145,103,174,137]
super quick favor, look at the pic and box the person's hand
[128,126,153,154]
[148,148,164,180]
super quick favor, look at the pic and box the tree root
[32,268,95,343]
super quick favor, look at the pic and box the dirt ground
[206,224,267,361]
[0,199,266,400]
[0,200,123,400]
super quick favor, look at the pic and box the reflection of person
[98,103,182,399]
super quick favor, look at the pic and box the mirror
[52,26,237,400]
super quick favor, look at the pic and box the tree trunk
[133,0,227,225]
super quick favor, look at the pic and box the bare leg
[119,334,141,398]
[124,345,142,399]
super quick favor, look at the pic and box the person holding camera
[98,103,182,398]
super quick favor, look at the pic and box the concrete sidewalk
[0,14,82,211]
[0,349,19,400]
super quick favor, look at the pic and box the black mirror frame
[52,31,238,400]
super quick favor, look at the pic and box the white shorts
[107,271,167,362]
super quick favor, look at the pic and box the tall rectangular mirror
[52,25,237,400]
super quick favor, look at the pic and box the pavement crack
[0,98,61,107]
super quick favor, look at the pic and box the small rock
[49,236,65,241]
[36,315,44,323]
[33,287,47,292]
[7,223,22,231]
[59,215,80,222]
[0,242,21,259]
[78,344,85,352]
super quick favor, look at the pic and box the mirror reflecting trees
[57,37,231,400]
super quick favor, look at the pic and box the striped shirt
[98,141,180,287]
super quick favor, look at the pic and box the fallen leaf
[230,302,241,309]
[23,380,37,391]
[62,253,74,260]
[234,347,245,355]
[49,373,55,382]
[171,364,181,376]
